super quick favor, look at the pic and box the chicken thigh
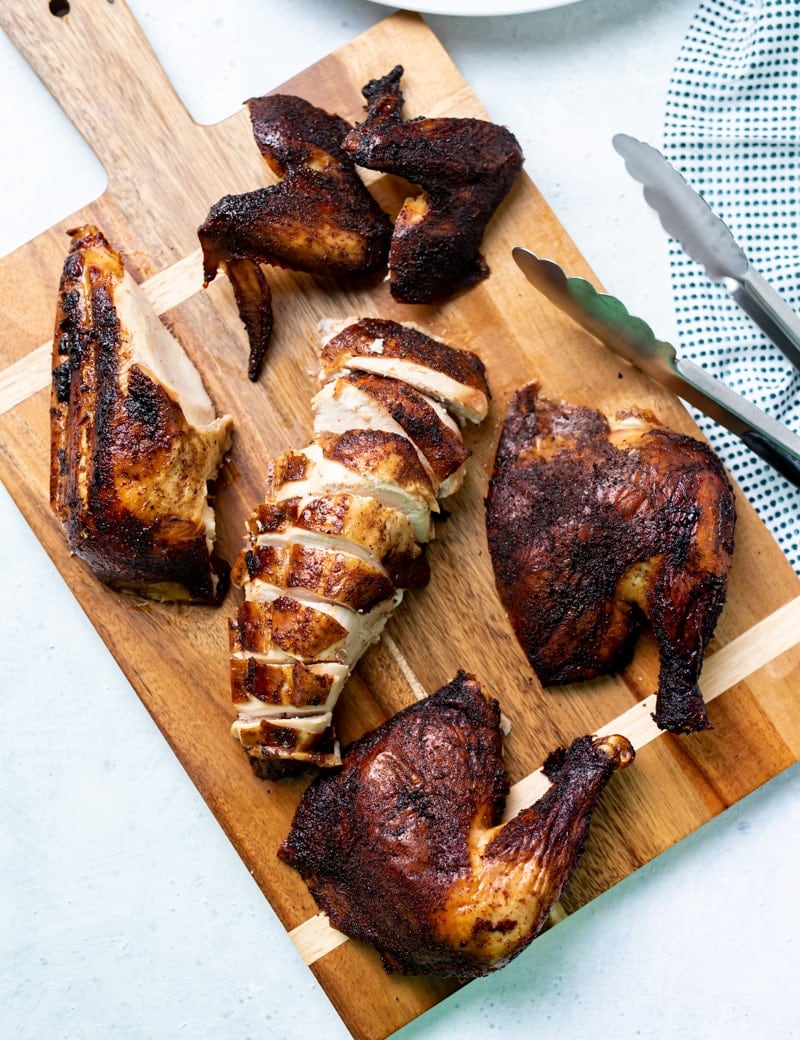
[486,384,736,733]
[279,670,634,978]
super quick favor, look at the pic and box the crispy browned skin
[50,226,233,603]
[486,384,736,733]
[279,670,633,978]
[319,316,490,425]
[245,497,430,590]
[342,66,524,303]
[315,372,470,491]
[229,318,490,775]
[198,95,391,379]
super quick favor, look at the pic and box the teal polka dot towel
[664,0,800,571]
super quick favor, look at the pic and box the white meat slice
[312,374,469,497]
[230,659,350,715]
[266,439,437,543]
[231,539,396,613]
[319,316,490,424]
[232,584,401,665]
[245,494,429,590]
[231,710,341,769]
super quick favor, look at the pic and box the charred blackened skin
[198,94,392,380]
[49,226,233,604]
[342,65,524,303]
[485,383,736,734]
[280,670,634,978]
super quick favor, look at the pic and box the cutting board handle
[1,0,195,175]
[0,0,211,259]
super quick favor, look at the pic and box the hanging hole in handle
[49,0,70,16]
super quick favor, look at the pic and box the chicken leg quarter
[486,384,736,733]
[279,670,634,979]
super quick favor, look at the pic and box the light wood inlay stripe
[289,594,800,966]
[0,248,204,416]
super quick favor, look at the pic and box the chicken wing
[279,670,634,978]
[485,384,736,733]
[342,66,524,303]
[50,225,233,603]
[198,94,392,379]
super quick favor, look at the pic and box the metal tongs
[512,247,800,488]
[612,133,800,374]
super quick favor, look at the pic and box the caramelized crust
[50,226,232,603]
[314,372,470,492]
[232,542,395,612]
[318,312,486,422]
[198,94,391,379]
[247,495,430,590]
[486,384,736,733]
[230,657,344,710]
[280,671,633,978]
[317,429,436,506]
[320,317,490,410]
[230,597,350,661]
[343,66,523,303]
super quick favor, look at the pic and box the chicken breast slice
[231,585,401,665]
[231,710,341,771]
[312,373,469,497]
[230,658,350,714]
[319,316,490,424]
[245,495,429,590]
[266,437,437,543]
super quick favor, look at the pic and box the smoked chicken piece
[265,434,438,544]
[50,225,233,603]
[319,316,491,423]
[486,384,736,733]
[229,318,490,775]
[312,372,470,497]
[245,496,430,590]
[279,670,634,978]
[198,94,392,379]
[342,66,524,303]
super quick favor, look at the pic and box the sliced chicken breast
[246,495,429,589]
[231,541,396,612]
[319,317,490,424]
[266,437,437,543]
[228,315,491,776]
[312,373,469,497]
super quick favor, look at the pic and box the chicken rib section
[50,225,233,603]
[342,66,524,303]
[279,670,634,978]
[198,94,392,379]
[486,384,736,733]
[230,319,489,775]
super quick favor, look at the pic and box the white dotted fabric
[664,0,800,571]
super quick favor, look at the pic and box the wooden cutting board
[2,3,799,1038]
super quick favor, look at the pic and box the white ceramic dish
[363,0,582,16]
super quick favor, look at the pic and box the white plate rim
[363,0,583,16]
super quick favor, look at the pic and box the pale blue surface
[2,2,798,1037]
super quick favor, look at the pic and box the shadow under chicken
[486,384,736,734]
[279,670,634,979]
